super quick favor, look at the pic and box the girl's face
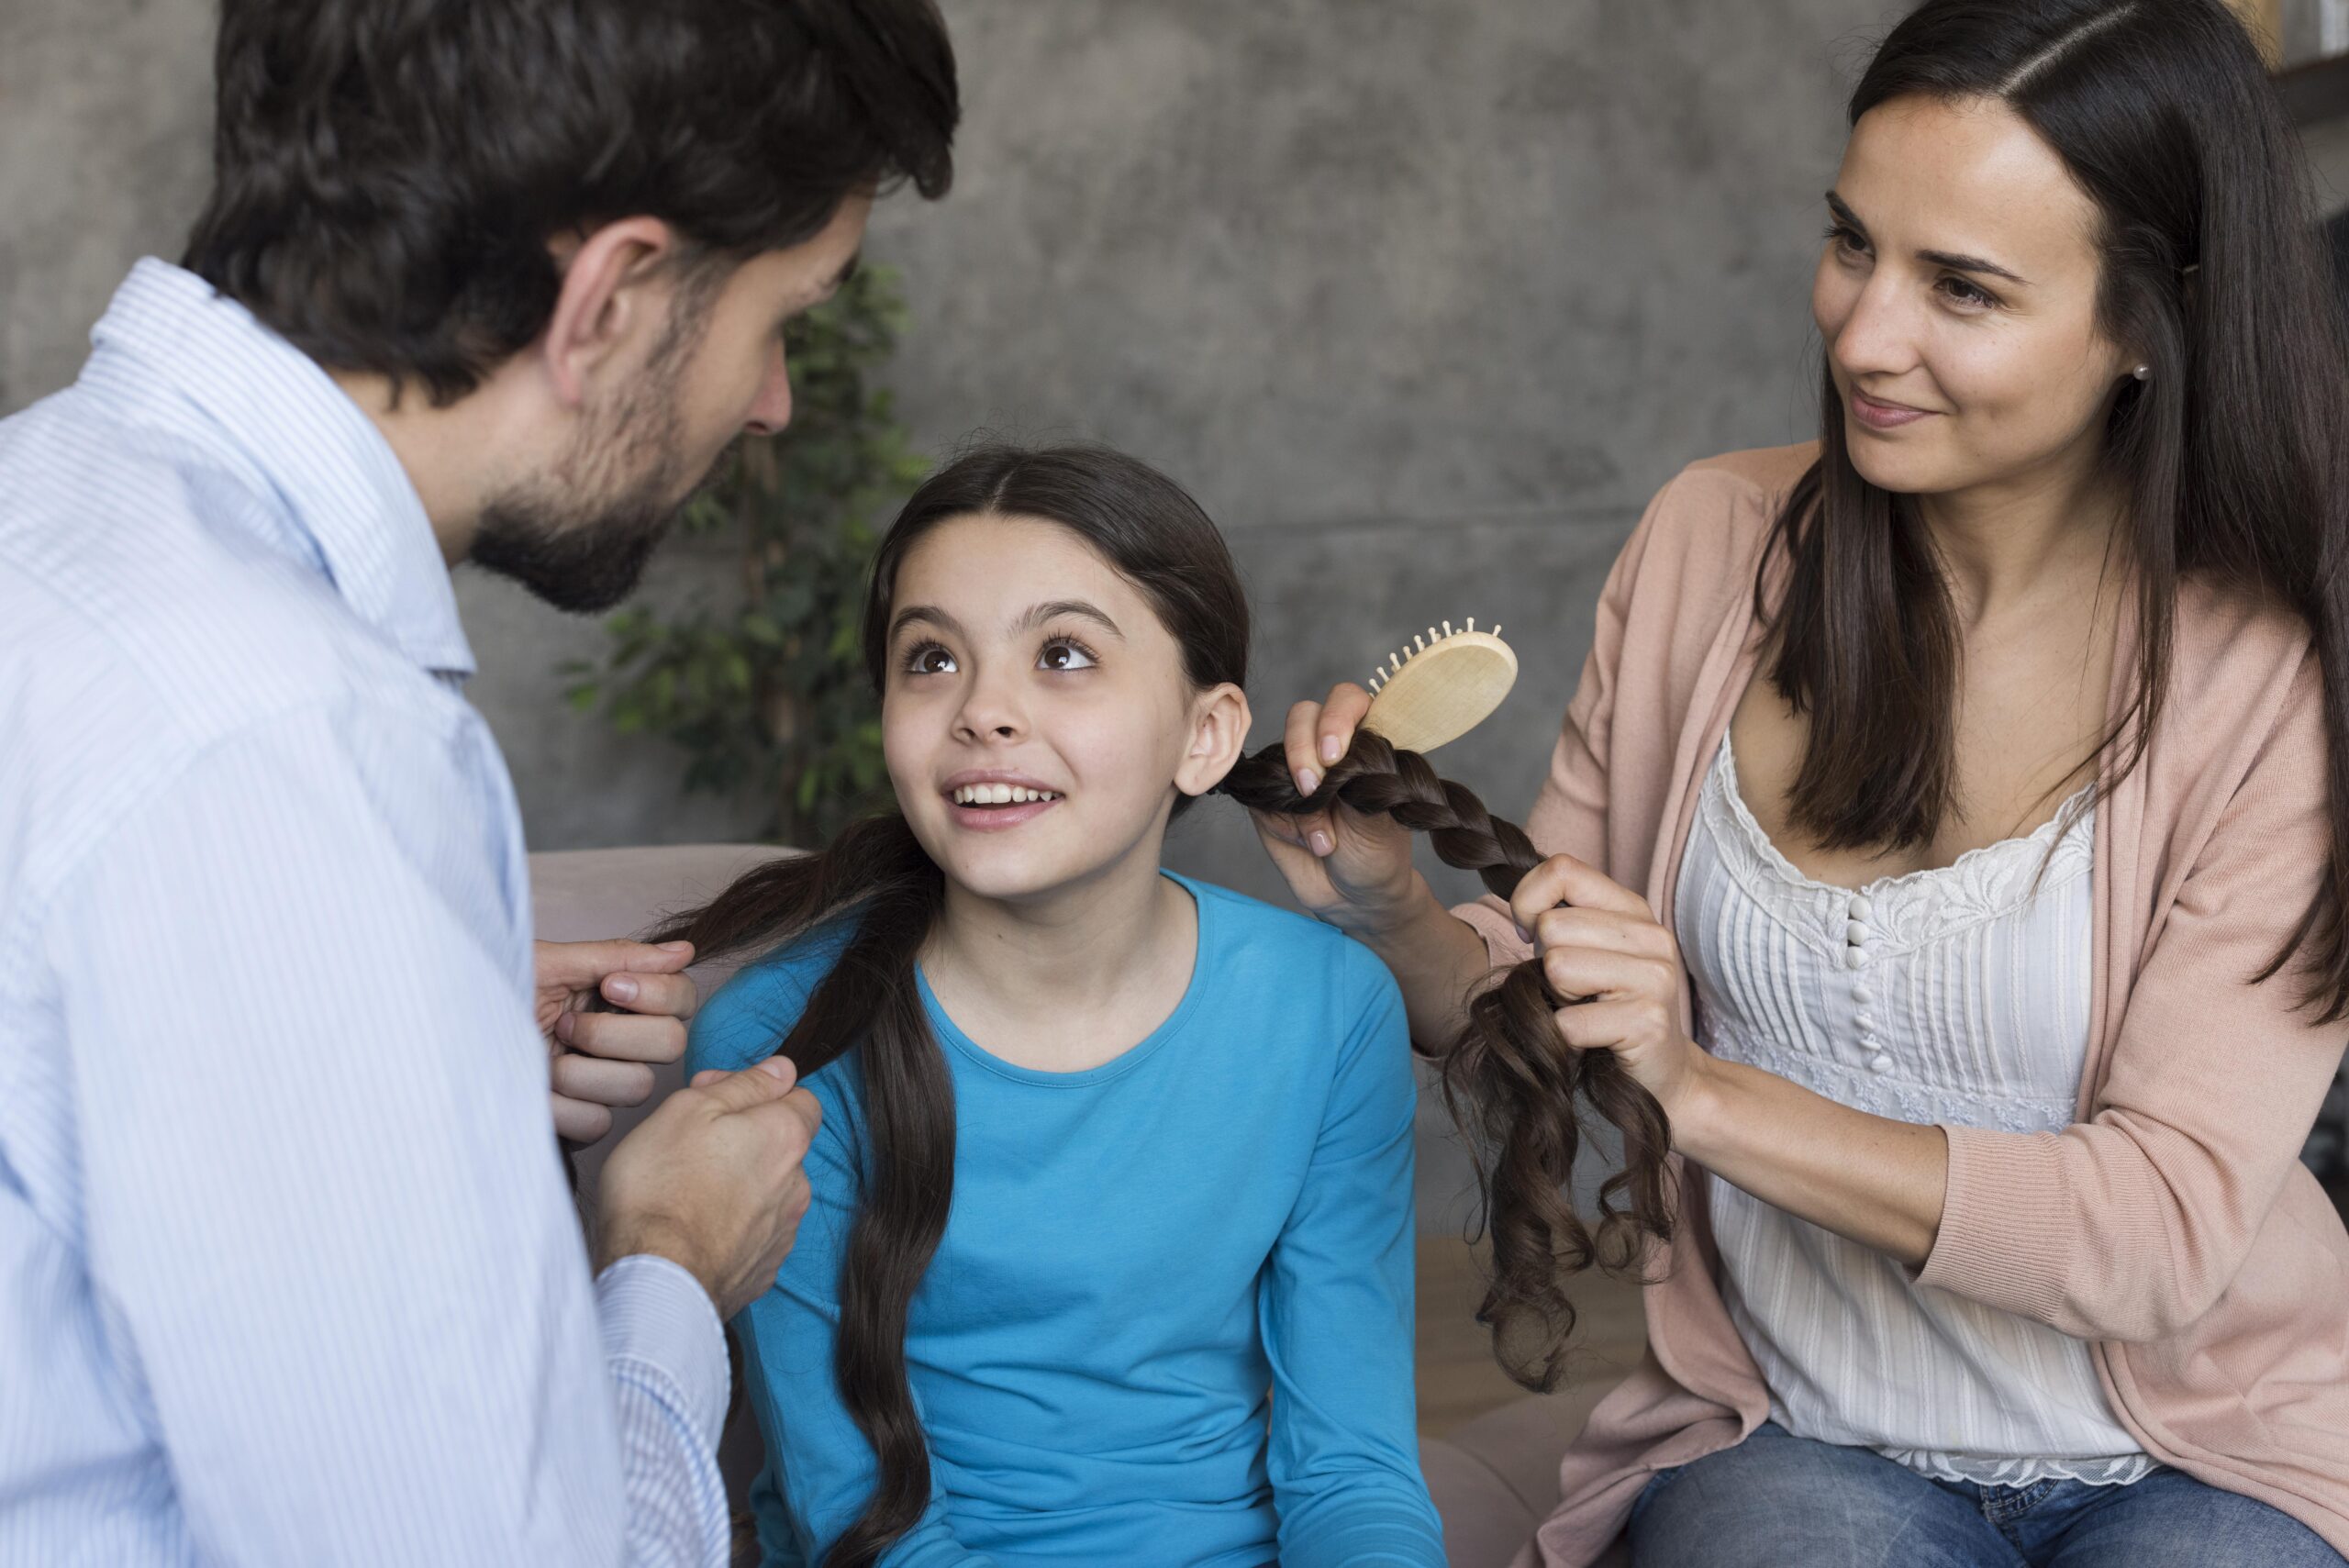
[1811,95,2136,508]
[881,514,1249,905]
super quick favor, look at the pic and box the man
[0,1,956,1562]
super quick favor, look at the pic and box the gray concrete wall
[12,0,2349,910]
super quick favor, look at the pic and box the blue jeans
[1629,1422,2345,1568]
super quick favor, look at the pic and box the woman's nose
[1830,274,1919,383]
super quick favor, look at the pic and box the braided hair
[1217,730,1677,1392]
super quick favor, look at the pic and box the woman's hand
[1511,852,1709,1119]
[1247,682,1428,937]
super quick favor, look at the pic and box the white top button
[1867,1052,1893,1073]
[1845,920,1869,946]
[1849,894,1874,920]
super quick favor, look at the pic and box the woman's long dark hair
[653,444,1250,1568]
[1773,0,2349,1016]
[1216,736,1678,1392]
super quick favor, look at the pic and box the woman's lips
[1850,389,1937,430]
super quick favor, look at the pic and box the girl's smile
[941,769,1066,830]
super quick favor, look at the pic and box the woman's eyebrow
[1827,189,2032,285]
[1016,599,1124,639]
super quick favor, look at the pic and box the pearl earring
[2132,364,2150,381]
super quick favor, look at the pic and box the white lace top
[1673,733,2155,1487]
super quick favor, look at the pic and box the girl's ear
[1174,683,1251,799]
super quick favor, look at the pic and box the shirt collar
[83,259,477,679]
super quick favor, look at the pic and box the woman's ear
[1174,683,1251,800]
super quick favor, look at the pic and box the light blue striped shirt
[0,260,732,1566]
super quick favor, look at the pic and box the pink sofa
[530,844,1624,1568]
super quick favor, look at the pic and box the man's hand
[594,1057,824,1319]
[535,939,701,1145]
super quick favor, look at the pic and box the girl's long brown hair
[1217,733,1676,1392]
[652,443,1251,1568]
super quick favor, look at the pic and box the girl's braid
[1219,731,1678,1392]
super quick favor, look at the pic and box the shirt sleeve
[47,702,729,1566]
[1916,655,2349,1342]
[1261,951,1449,1568]
[720,1068,996,1568]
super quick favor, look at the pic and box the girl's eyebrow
[1826,189,2031,285]
[1016,599,1123,639]
[889,605,963,642]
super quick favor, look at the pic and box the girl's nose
[953,670,1026,742]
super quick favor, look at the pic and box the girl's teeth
[952,784,1062,806]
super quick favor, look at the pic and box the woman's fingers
[1315,682,1373,774]
[1541,942,1676,1006]
[1509,852,1654,933]
[1283,684,1373,798]
[1550,997,1665,1053]
[1532,903,1676,962]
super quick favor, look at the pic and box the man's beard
[471,298,725,615]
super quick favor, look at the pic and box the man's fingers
[689,1055,802,1113]
[536,937,696,992]
[551,1094,615,1144]
[551,1053,658,1110]
[597,967,699,1020]
[561,1009,687,1063]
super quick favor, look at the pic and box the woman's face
[880,514,1246,906]
[1812,94,2136,506]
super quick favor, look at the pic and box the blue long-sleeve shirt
[687,873,1446,1568]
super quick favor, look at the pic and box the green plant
[562,263,926,844]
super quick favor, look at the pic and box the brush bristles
[1367,616,1506,685]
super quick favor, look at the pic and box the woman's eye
[907,644,958,675]
[1824,223,1869,260]
[1039,639,1097,672]
[1938,275,1998,310]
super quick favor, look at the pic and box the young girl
[677,445,1447,1568]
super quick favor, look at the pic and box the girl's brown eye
[1039,639,1097,672]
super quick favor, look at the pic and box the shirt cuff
[596,1253,731,1452]
[1452,894,1531,969]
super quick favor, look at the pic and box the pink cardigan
[1451,444,2349,1565]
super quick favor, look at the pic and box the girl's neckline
[1716,729,2095,901]
[913,870,1211,1087]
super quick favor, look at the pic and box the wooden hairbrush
[1361,617,1519,754]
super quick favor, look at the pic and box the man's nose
[743,352,794,437]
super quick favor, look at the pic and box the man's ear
[539,217,682,409]
[1174,683,1252,800]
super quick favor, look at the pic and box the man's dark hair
[184,0,957,406]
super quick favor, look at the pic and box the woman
[1256,2,2349,1564]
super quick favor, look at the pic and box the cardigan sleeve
[1452,469,1690,968]
[1918,654,2348,1341]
